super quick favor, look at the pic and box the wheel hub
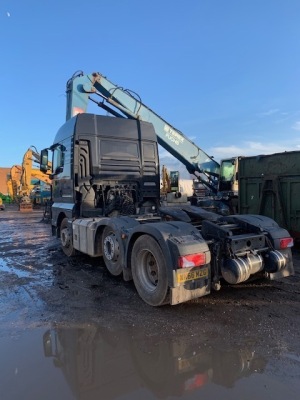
[145,254,158,286]
[103,234,120,261]
[61,228,71,248]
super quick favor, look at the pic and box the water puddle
[0,325,299,400]
[0,258,34,279]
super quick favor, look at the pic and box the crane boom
[66,71,220,192]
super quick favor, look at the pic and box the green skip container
[238,151,300,240]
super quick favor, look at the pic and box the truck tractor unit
[41,111,294,306]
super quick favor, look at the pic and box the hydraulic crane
[66,71,220,194]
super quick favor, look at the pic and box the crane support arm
[66,72,220,192]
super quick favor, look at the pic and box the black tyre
[102,226,123,276]
[131,235,169,306]
[130,339,172,392]
[60,218,76,257]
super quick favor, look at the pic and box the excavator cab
[218,157,239,195]
[217,157,240,214]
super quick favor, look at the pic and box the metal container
[238,151,300,239]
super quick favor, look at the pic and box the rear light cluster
[280,237,294,249]
[178,253,206,268]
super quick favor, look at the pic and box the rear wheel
[60,218,76,257]
[131,235,169,306]
[102,226,123,276]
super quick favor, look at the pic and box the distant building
[0,168,10,195]
[178,179,194,197]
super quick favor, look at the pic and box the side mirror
[40,149,49,173]
[55,166,63,175]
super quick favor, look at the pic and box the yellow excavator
[0,197,4,211]
[160,165,171,195]
[6,165,22,201]
[18,146,52,212]
[160,165,193,205]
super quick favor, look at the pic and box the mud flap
[170,282,211,305]
[170,267,211,305]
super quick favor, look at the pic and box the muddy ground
[0,205,300,399]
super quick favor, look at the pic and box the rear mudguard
[124,220,211,287]
[221,214,289,238]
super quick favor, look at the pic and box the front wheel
[131,235,169,306]
[60,218,76,257]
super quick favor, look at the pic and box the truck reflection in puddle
[43,325,266,399]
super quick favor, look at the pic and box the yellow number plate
[177,268,208,284]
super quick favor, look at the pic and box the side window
[53,145,66,175]
[220,161,235,182]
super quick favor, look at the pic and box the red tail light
[178,253,206,268]
[280,237,294,249]
[185,373,209,390]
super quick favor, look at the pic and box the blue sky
[1,0,300,176]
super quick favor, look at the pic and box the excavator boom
[66,72,220,192]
